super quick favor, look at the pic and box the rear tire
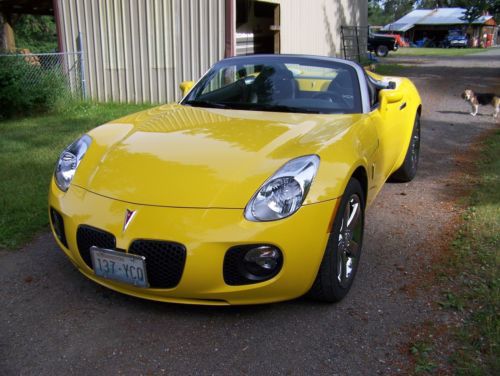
[307,178,365,302]
[376,45,389,57]
[390,113,420,182]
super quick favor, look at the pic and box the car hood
[73,104,362,208]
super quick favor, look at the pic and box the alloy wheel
[337,194,362,288]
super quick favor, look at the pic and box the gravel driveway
[1,49,499,375]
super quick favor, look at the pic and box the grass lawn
[447,130,500,373]
[389,47,488,57]
[372,64,408,76]
[411,130,500,374]
[0,102,153,249]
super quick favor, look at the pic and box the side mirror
[180,81,195,97]
[381,90,403,103]
[379,89,403,113]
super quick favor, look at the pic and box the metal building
[382,7,498,47]
[54,0,367,104]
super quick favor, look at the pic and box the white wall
[269,0,368,57]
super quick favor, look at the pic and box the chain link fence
[340,26,369,63]
[0,51,85,106]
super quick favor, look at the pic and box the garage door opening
[235,0,280,55]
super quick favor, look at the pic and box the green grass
[415,130,500,374]
[410,341,438,374]
[390,47,487,57]
[372,63,408,76]
[447,130,500,374]
[0,102,153,249]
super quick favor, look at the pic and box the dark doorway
[235,0,280,55]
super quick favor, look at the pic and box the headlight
[54,135,92,192]
[244,155,320,221]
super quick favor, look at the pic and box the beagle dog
[462,89,499,118]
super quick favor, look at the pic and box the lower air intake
[76,225,116,268]
[129,240,186,288]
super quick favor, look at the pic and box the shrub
[0,57,68,118]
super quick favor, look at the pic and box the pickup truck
[368,33,398,57]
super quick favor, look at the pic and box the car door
[365,79,407,197]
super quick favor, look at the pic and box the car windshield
[182,56,362,114]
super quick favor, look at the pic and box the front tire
[390,113,420,182]
[308,178,365,302]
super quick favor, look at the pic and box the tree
[383,0,417,22]
[368,0,392,26]
[457,0,500,23]
[13,15,57,53]
[369,0,417,24]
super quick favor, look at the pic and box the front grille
[50,208,68,248]
[75,226,186,289]
[129,240,186,288]
[76,225,116,268]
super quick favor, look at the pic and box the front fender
[308,115,376,205]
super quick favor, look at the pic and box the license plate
[90,246,149,288]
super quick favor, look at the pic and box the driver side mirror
[379,89,403,113]
[180,81,195,97]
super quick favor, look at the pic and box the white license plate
[90,246,149,288]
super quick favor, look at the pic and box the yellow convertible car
[49,55,421,305]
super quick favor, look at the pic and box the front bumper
[49,181,338,305]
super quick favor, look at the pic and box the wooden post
[273,4,280,54]
[224,0,235,58]
[0,12,16,52]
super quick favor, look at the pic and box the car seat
[327,70,354,98]
[252,65,297,103]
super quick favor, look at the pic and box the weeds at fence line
[0,52,84,118]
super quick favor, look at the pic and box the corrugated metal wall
[56,0,226,103]
[56,0,366,103]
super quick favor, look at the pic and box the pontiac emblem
[123,209,137,232]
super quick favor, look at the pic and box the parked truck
[368,33,398,57]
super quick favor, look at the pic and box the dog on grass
[461,89,499,118]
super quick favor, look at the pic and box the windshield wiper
[183,100,229,109]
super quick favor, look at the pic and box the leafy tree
[456,0,500,23]
[369,0,418,24]
[13,15,57,53]
[383,0,417,21]
[368,0,392,25]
